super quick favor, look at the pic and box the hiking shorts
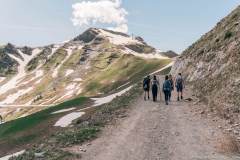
[144,86,150,92]
[176,84,183,92]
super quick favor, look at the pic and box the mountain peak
[5,43,16,49]
[73,28,100,43]
[72,27,130,43]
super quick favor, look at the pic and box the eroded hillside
[171,6,240,125]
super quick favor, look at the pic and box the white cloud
[71,0,128,33]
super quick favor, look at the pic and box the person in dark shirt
[175,73,184,101]
[162,75,171,105]
[151,75,159,102]
[143,75,151,100]
[169,74,174,101]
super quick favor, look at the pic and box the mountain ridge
[0,28,172,121]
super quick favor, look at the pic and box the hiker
[0,115,3,124]
[151,75,159,102]
[175,73,184,101]
[143,75,151,100]
[169,74,174,101]
[162,75,171,105]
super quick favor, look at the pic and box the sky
[0,0,239,53]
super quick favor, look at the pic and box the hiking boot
[177,97,180,101]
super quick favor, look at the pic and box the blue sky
[0,0,239,53]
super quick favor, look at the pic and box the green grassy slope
[0,97,88,155]
[83,54,171,95]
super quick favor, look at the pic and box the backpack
[143,83,148,90]
[163,80,171,92]
[152,80,158,89]
[143,78,149,89]
[169,79,174,89]
[176,76,183,86]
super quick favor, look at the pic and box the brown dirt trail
[67,88,240,160]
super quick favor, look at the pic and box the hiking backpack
[143,78,149,89]
[176,76,183,86]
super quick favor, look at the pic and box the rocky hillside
[171,6,240,124]
[0,28,171,121]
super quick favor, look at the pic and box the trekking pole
[159,82,162,102]
[158,75,162,102]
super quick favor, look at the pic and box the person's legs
[178,84,183,100]
[177,86,180,101]
[152,89,155,101]
[168,91,170,102]
[164,91,168,105]
[176,85,180,101]
[147,90,150,99]
[155,88,158,102]
[152,86,158,102]
[181,88,183,100]
[153,94,156,102]
[144,91,146,100]
[153,91,157,102]
[169,91,172,101]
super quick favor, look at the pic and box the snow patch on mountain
[91,85,133,107]
[51,107,76,115]
[0,77,5,83]
[54,112,85,127]
[73,78,83,82]
[117,82,130,90]
[20,70,44,86]
[0,87,33,105]
[99,29,140,45]
[0,48,42,95]
[151,61,174,75]
[66,83,77,90]
[34,78,42,85]
[0,150,25,160]
[53,83,81,103]
[65,69,74,77]
[123,47,169,59]
[48,44,62,59]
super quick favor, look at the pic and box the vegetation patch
[56,127,100,146]
[224,31,233,40]
[43,48,67,70]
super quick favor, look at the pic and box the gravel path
[68,88,240,160]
